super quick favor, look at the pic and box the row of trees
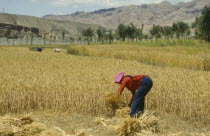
[81,5,210,44]
[150,22,191,39]
[81,27,113,45]
[149,5,210,42]
[81,21,191,44]
[116,24,144,41]
[82,23,144,44]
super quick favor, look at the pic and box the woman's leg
[130,77,153,117]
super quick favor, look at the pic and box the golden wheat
[0,46,210,126]
[67,44,210,70]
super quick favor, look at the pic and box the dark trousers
[130,77,153,117]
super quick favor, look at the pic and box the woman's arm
[118,82,126,95]
[128,91,135,107]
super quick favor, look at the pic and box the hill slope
[0,13,99,35]
[43,0,210,30]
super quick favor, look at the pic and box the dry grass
[116,111,159,136]
[0,115,70,136]
[93,107,159,136]
[115,107,130,118]
[67,43,210,71]
[0,45,210,127]
[0,114,97,136]
[0,110,158,136]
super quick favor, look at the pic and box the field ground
[0,40,210,136]
[1,110,209,136]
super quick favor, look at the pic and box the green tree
[126,23,136,41]
[69,37,75,44]
[49,34,52,45]
[143,34,149,40]
[178,22,190,39]
[77,36,82,44]
[150,24,163,39]
[43,33,47,45]
[172,23,180,39]
[186,29,191,39]
[137,24,144,41]
[193,5,210,42]
[82,27,94,45]
[62,32,65,42]
[162,26,173,39]
[97,27,106,44]
[53,35,56,43]
[30,34,34,45]
[172,22,190,39]
[107,30,114,44]
[116,24,127,41]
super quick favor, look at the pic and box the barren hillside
[43,0,210,31]
[0,13,99,35]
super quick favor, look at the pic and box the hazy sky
[1,0,192,17]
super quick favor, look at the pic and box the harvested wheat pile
[104,92,122,108]
[0,115,27,134]
[41,130,66,136]
[0,115,71,136]
[104,92,125,115]
[17,122,47,136]
[116,111,159,136]
[193,131,210,136]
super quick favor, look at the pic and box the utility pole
[3,8,4,13]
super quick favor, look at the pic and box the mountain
[0,13,99,35]
[43,0,210,31]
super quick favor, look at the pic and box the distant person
[55,48,60,53]
[114,72,153,117]
[34,48,42,52]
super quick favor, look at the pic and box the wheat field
[67,41,210,71]
[0,43,210,135]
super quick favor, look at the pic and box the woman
[114,72,153,117]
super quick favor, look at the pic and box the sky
[0,0,193,17]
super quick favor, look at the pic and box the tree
[178,22,190,39]
[5,26,11,45]
[143,34,149,40]
[77,36,82,44]
[193,5,210,42]
[69,37,75,44]
[25,34,28,45]
[137,24,144,41]
[116,24,127,41]
[107,30,114,44]
[150,25,163,39]
[82,27,94,45]
[30,34,34,45]
[172,22,190,39]
[126,23,136,41]
[97,27,106,44]
[172,23,179,38]
[53,35,56,44]
[43,33,47,45]
[49,34,52,45]
[186,29,191,39]
[162,26,173,39]
[62,32,65,40]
